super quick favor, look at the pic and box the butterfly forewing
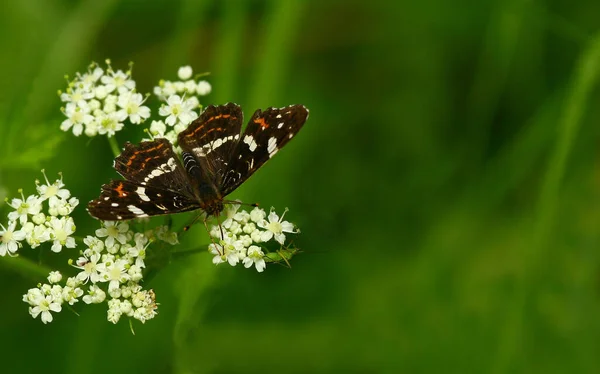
[178,103,242,182]
[88,180,200,220]
[220,105,309,195]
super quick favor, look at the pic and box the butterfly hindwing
[220,105,309,195]
[87,180,200,220]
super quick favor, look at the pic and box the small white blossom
[243,245,266,272]
[250,206,266,223]
[47,271,62,284]
[83,285,106,304]
[117,92,150,124]
[97,258,130,293]
[8,192,42,225]
[74,251,102,283]
[101,69,135,94]
[96,221,130,249]
[22,222,51,249]
[60,102,94,136]
[26,288,62,324]
[62,285,83,305]
[159,95,197,126]
[178,66,193,80]
[47,216,76,253]
[196,80,211,96]
[0,221,26,256]
[258,207,297,245]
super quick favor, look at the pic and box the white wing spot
[111,203,119,207]
[127,205,148,217]
[104,197,110,201]
[136,186,150,202]
[277,122,284,129]
[167,157,177,171]
[276,114,282,119]
[244,135,257,152]
[267,137,278,155]
[288,133,294,139]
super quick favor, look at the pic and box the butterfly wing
[87,180,200,220]
[219,104,309,195]
[88,138,199,220]
[177,103,243,186]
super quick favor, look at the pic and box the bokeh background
[2,0,600,373]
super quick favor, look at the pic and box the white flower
[47,216,76,253]
[258,208,297,245]
[36,170,71,206]
[74,251,102,283]
[60,85,94,104]
[96,221,130,249]
[107,299,123,324]
[101,69,135,94]
[23,222,51,249]
[178,66,193,80]
[184,80,197,93]
[83,285,106,304]
[0,221,26,256]
[196,80,211,96]
[60,102,94,136]
[210,237,244,266]
[117,92,150,124]
[96,111,127,137]
[31,213,46,225]
[83,235,104,254]
[49,196,79,216]
[159,95,197,126]
[249,206,266,223]
[8,192,42,225]
[62,286,83,305]
[97,258,130,292]
[47,271,62,284]
[28,291,62,324]
[149,120,167,137]
[243,245,266,272]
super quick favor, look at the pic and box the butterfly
[87,103,308,220]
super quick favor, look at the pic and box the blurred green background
[2,0,600,373]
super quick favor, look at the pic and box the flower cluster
[1,171,78,256]
[59,60,151,137]
[22,222,178,324]
[144,66,211,147]
[208,204,299,272]
[12,61,304,328]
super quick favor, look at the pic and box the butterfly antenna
[222,200,259,208]
[182,213,203,233]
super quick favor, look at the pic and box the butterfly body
[87,103,308,221]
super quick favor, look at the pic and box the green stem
[107,135,120,158]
